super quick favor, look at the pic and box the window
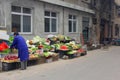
[117,6,120,17]
[115,24,119,36]
[93,0,97,6]
[44,11,57,32]
[68,15,77,32]
[91,0,97,7]
[11,6,32,33]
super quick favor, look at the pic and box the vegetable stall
[0,34,86,71]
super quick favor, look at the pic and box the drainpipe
[62,7,64,35]
[62,0,64,35]
[108,0,112,42]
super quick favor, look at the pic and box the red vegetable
[77,49,85,53]
[60,45,68,50]
[4,55,18,60]
[38,45,43,49]
[0,42,9,51]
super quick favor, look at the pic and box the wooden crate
[36,56,46,64]
[52,54,59,61]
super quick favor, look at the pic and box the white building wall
[0,0,93,42]
[43,3,64,36]
[63,8,81,42]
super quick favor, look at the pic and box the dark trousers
[20,60,27,70]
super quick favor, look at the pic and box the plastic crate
[27,60,37,66]
[74,53,81,57]
[67,54,75,59]
[58,50,68,58]
[81,51,87,56]
[2,62,19,71]
[46,58,53,63]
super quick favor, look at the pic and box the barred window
[11,6,32,33]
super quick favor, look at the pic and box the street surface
[0,46,120,80]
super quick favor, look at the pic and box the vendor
[10,32,29,70]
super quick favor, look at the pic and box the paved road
[0,46,120,80]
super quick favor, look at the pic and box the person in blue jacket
[10,32,29,70]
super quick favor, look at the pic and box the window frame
[82,17,90,29]
[44,11,58,33]
[92,0,97,6]
[11,6,32,34]
[115,24,119,36]
[68,14,77,33]
[116,6,120,17]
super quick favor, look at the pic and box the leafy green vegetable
[43,52,50,57]
[32,36,46,44]
[42,44,52,52]
[9,36,14,43]
[57,34,65,41]
[29,45,38,53]
[53,44,61,50]
[67,50,77,54]
[65,36,71,40]
[0,49,10,54]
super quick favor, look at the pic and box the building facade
[89,0,113,44]
[112,0,120,39]
[0,0,94,43]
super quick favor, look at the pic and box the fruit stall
[0,34,86,71]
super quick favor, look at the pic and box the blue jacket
[10,35,29,61]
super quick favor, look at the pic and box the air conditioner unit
[81,0,91,4]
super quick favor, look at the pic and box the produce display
[0,34,87,71]
[0,34,85,60]
[9,36,14,43]
[60,45,69,50]
[29,54,40,60]
[77,48,85,53]
[67,50,78,54]
[26,35,85,58]
[1,55,18,63]
[0,41,10,54]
